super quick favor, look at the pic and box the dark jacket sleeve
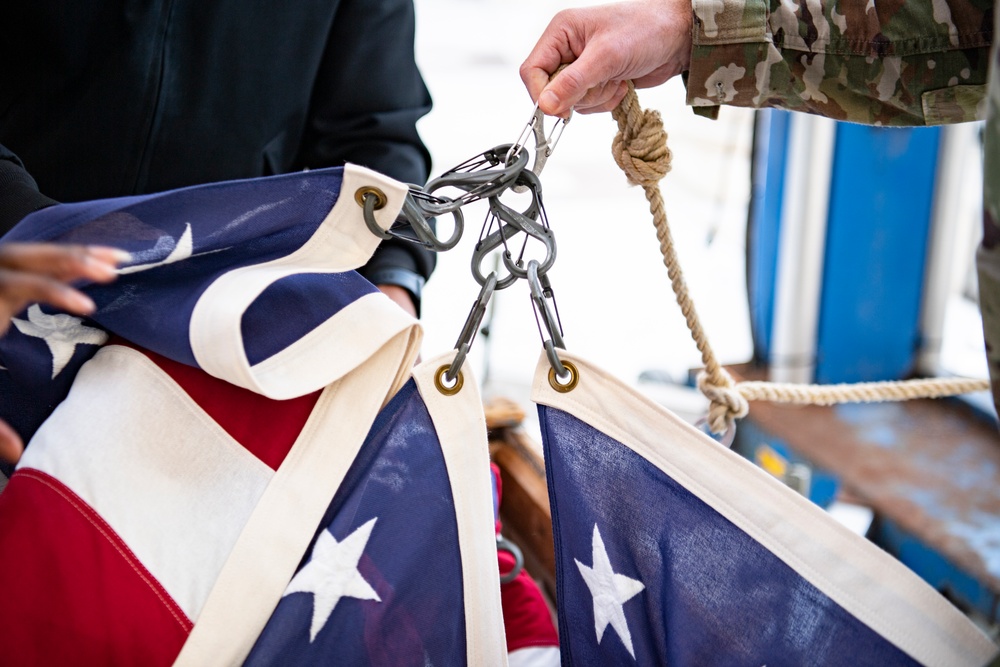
[294,0,436,311]
[0,144,57,237]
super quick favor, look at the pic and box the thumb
[537,50,618,117]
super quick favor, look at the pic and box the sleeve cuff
[0,157,58,237]
[686,0,771,114]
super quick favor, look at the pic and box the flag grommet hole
[355,186,387,210]
[434,364,464,395]
[548,360,579,393]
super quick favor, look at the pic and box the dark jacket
[0,0,435,304]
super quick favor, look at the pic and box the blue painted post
[748,115,941,383]
[815,124,941,383]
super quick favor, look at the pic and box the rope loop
[607,81,989,434]
[696,371,749,434]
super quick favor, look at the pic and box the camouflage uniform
[686,0,999,412]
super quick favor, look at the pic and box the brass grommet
[548,360,579,393]
[355,186,387,210]
[434,364,464,396]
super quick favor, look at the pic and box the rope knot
[696,371,749,435]
[612,106,672,188]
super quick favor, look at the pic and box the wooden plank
[730,363,1000,600]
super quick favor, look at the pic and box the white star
[284,517,382,642]
[575,524,645,659]
[12,305,108,378]
[118,223,193,274]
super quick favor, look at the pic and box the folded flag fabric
[0,166,508,665]
[0,165,413,457]
[531,353,997,666]
[241,356,506,665]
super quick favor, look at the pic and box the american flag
[531,352,996,666]
[0,165,556,665]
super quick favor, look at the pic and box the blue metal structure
[741,110,999,627]
[816,124,941,383]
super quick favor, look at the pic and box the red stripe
[0,469,189,666]
[110,337,320,470]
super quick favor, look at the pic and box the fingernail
[539,90,561,114]
[69,291,96,314]
[91,247,132,264]
[85,257,119,281]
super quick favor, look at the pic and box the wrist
[365,267,425,316]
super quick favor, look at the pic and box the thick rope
[609,81,989,434]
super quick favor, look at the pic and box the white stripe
[508,647,561,667]
[249,293,418,396]
[189,163,410,398]
[531,351,996,667]
[174,325,419,666]
[18,345,274,621]
[414,352,508,666]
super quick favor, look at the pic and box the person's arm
[0,144,130,464]
[686,0,990,125]
[0,242,128,464]
[521,0,991,127]
[0,144,57,237]
[294,0,435,316]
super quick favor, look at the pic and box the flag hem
[530,350,996,667]
[414,352,509,666]
[173,326,419,666]
[189,163,410,398]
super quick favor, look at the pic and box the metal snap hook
[445,272,497,384]
[509,103,572,191]
[497,535,524,584]
[527,259,570,380]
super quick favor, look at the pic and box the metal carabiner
[361,186,465,252]
[509,103,571,192]
[470,212,524,290]
[497,534,525,584]
[527,259,567,377]
[490,169,556,280]
[444,271,498,384]
[426,145,528,206]
[470,165,551,288]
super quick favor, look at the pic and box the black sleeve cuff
[0,153,58,237]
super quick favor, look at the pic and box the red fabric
[491,462,503,534]
[491,463,559,652]
[499,550,560,652]
[0,470,190,667]
[112,338,320,470]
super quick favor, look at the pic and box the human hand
[520,0,693,117]
[0,243,129,465]
[0,243,129,335]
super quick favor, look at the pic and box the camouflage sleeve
[686,0,993,126]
